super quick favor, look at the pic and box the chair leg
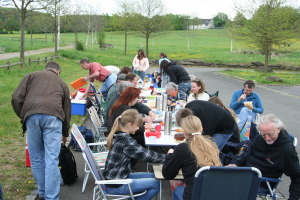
[82,171,90,193]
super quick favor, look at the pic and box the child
[162,116,221,200]
[103,109,166,200]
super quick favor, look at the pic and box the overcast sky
[87,0,238,19]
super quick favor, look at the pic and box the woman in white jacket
[187,78,209,103]
[132,49,149,81]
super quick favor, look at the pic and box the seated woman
[160,60,191,95]
[108,87,155,147]
[162,116,221,200]
[165,82,187,105]
[103,109,166,200]
[187,78,209,102]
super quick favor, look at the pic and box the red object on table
[145,131,161,138]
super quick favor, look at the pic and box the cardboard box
[71,99,87,115]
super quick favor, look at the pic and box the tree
[190,17,202,29]
[227,0,300,70]
[213,12,229,28]
[0,0,40,66]
[134,0,172,56]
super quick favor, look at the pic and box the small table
[152,164,184,200]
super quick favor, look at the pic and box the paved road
[27,67,299,199]
[0,45,73,60]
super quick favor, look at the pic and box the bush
[75,40,84,51]
[97,30,106,48]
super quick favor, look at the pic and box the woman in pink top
[80,58,117,99]
[132,49,149,81]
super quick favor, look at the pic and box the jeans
[26,114,62,200]
[134,71,146,81]
[172,185,185,200]
[213,132,233,150]
[101,73,117,98]
[178,82,191,96]
[105,172,160,200]
[237,107,256,130]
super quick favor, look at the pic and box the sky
[88,0,238,19]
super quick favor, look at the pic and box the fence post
[29,58,31,67]
[45,57,47,63]
[6,61,10,69]
[37,57,40,64]
[51,56,53,61]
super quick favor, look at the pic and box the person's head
[175,108,194,127]
[116,74,126,84]
[120,66,132,74]
[109,87,141,116]
[191,78,206,94]
[159,52,167,59]
[45,61,61,75]
[107,109,143,150]
[79,58,90,70]
[160,60,170,74]
[125,73,139,87]
[256,114,284,145]
[243,80,255,96]
[137,49,146,59]
[165,82,178,97]
[208,96,225,108]
[180,116,221,167]
[118,81,134,94]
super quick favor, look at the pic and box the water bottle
[155,96,162,110]
[174,101,181,116]
[164,111,172,136]
[162,93,168,112]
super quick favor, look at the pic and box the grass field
[0,29,300,199]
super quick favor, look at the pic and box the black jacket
[166,63,191,84]
[238,129,300,200]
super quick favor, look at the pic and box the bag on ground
[69,126,94,151]
[59,144,78,185]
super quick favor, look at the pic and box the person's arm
[187,93,194,103]
[62,83,71,137]
[141,57,149,72]
[11,75,29,118]
[132,55,138,69]
[132,102,151,115]
[252,94,264,114]
[166,67,178,84]
[230,91,243,111]
[162,145,185,180]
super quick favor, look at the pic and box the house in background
[190,19,214,29]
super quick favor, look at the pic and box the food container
[71,99,87,115]
[70,77,87,90]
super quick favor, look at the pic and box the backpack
[69,126,94,152]
[59,144,78,185]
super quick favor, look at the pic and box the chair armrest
[87,141,107,146]
[261,177,281,183]
[95,179,133,185]
[98,127,108,132]
[93,152,108,155]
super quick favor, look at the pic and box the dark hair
[45,61,60,71]
[125,73,138,81]
[175,108,194,127]
[191,78,205,94]
[159,60,170,76]
[244,80,255,88]
[109,87,141,117]
[137,49,146,60]
[120,66,132,74]
[80,58,89,64]
[159,52,167,58]
[208,96,225,108]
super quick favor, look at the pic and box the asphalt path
[27,66,299,200]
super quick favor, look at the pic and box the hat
[117,74,126,81]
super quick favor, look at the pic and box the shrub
[75,40,84,51]
[97,30,106,48]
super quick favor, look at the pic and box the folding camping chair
[205,90,219,97]
[191,166,262,200]
[70,124,108,193]
[257,135,298,200]
[82,141,147,200]
[89,83,107,123]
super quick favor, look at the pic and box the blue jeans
[213,133,233,150]
[237,107,256,130]
[101,73,117,98]
[105,172,160,200]
[172,185,185,200]
[178,82,191,96]
[26,114,62,200]
[134,71,146,81]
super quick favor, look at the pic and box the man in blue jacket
[230,80,264,129]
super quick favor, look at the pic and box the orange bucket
[70,77,87,90]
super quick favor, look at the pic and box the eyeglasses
[259,129,277,137]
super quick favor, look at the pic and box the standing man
[228,114,300,200]
[80,59,117,99]
[12,61,71,200]
[230,80,264,129]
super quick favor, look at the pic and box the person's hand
[238,94,246,103]
[143,116,154,123]
[245,103,254,110]
[62,136,68,145]
[148,111,157,120]
[82,76,89,82]
[168,148,174,154]
[226,164,237,167]
[167,100,172,105]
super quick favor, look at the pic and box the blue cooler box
[71,99,87,115]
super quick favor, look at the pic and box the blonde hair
[106,109,143,150]
[180,116,222,167]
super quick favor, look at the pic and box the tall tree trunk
[54,2,58,57]
[20,13,25,68]
[124,30,127,55]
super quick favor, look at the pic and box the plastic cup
[155,125,162,132]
